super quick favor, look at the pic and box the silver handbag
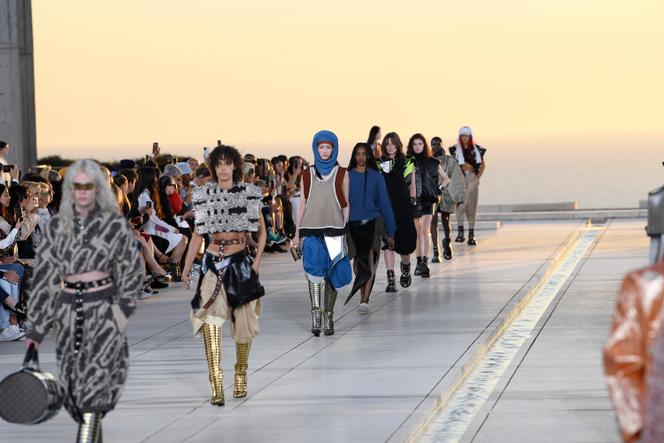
[0,345,63,424]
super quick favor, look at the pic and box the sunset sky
[33,0,664,162]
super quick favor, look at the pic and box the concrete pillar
[0,0,37,172]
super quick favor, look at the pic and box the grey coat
[435,154,465,213]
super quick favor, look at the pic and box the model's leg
[233,341,251,398]
[419,214,432,278]
[400,254,412,288]
[466,173,480,246]
[441,212,453,260]
[202,323,224,406]
[384,249,397,292]
[76,412,103,443]
[323,284,338,336]
[307,280,322,336]
[431,209,440,263]
[360,251,376,304]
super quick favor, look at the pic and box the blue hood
[311,130,339,176]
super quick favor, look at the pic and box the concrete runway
[0,219,647,442]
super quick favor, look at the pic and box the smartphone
[172,157,177,164]
[145,154,150,163]
[152,142,159,152]
[2,164,13,173]
[13,205,22,221]
[216,139,222,147]
[203,147,209,159]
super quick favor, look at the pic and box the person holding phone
[131,163,188,281]
[8,184,40,261]
[0,183,27,341]
[24,160,144,440]
[182,144,266,406]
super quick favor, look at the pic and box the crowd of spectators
[0,140,306,341]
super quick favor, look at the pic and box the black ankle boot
[455,226,465,243]
[400,262,412,288]
[443,239,453,260]
[385,270,397,293]
[468,229,477,246]
[169,262,182,282]
[420,257,430,278]
[414,257,423,276]
[431,246,441,263]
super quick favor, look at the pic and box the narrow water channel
[418,227,602,443]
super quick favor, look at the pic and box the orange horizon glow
[33,0,664,160]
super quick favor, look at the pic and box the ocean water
[477,136,663,209]
[41,134,664,209]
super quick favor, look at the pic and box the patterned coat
[26,205,143,421]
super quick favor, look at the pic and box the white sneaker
[139,290,153,300]
[358,303,370,315]
[0,325,26,342]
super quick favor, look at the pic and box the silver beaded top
[193,182,262,234]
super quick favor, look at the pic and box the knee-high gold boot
[77,412,102,443]
[233,341,251,398]
[202,323,224,406]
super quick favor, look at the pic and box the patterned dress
[26,205,143,421]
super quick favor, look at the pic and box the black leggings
[431,211,452,246]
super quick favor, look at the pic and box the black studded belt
[63,276,114,291]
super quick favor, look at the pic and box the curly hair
[209,145,243,183]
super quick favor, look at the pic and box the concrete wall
[0,0,37,172]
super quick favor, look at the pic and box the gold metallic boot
[323,284,337,336]
[77,412,102,443]
[233,341,252,398]
[307,281,322,336]
[202,323,225,406]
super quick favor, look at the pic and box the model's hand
[3,270,20,284]
[182,267,191,289]
[251,261,260,275]
[291,234,300,249]
[387,237,395,251]
[0,256,16,264]
[25,338,39,350]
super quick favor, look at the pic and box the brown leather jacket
[603,262,664,443]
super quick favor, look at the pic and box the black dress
[379,155,417,255]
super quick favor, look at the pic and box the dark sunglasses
[73,182,96,191]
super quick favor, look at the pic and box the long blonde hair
[59,159,119,230]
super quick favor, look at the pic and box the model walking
[25,159,144,442]
[292,130,352,336]
[449,126,487,246]
[183,145,266,406]
[430,136,465,262]
[406,134,450,278]
[377,132,417,291]
[345,143,395,314]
